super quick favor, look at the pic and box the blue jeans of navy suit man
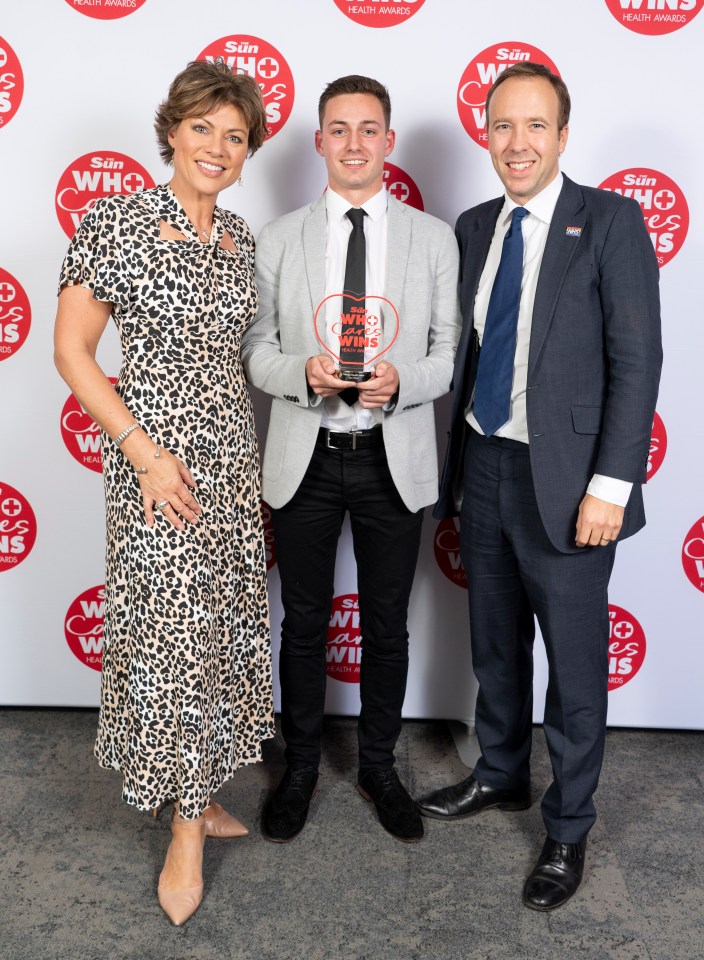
[434,175,662,843]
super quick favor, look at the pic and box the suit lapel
[463,201,501,306]
[529,176,586,376]
[384,196,411,348]
[302,194,327,324]
[455,199,502,374]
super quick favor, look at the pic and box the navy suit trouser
[271,439,424,774]
[461,429,616,843]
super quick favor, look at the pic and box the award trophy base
[338,368,372,382]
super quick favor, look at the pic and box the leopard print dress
[59,184,275,820]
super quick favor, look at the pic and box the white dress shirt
[319,186,388,432]
[467,173,632,507]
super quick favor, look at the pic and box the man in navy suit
[417,63,662,910]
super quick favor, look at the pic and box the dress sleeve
[57,199,131,311]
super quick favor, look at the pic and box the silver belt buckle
[350,430,361,451]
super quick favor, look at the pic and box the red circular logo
[598,168,688,267]
[64,585,105,671]
[198,36,294,140]
[262,500,276,571]
[457,43,560,150]
[60,378,117,473]
[63,0,148,19]
[0,482,37,572]
[682,517,704,594]
[55,151,155,239]
[647,411,667,480]
[608,603,646,691]
[604,0,703,34]
[0,36,24,129]
[331,0,427,27]
[434,518,467,589]
[327,593,361,683]
[383,161,424,210]
[0,268,31,362]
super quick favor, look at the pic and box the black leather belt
[317,426,383,451]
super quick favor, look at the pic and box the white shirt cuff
[586,474,633,508]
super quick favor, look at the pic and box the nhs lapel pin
[565,225,582,238]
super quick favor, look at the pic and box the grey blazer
[241,193,462,512]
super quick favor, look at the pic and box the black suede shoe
[523,837,587,911]
[262,767,319,843]
[416,775,531,821]
[357,768,424,843]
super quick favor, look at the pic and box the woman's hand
[122,434,201,531]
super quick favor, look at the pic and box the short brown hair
[485,62,571,132]
[318,75,391,130]
[155,59,268,164]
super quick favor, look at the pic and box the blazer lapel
[455,199,502,370]
[302,194,327,327]
[384,196,411,348]
[529,176,586,375]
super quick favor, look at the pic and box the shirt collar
[325,185,388,223]
[500,172,563,227]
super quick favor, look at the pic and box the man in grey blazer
[241,75,461,844]
[417,64,662,908]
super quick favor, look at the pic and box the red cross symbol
[2,498,22,517]
[653,189,675,211]
[0,282,15,301]
[612,621,634,640]
[387,181,409,202]
[258,57,279,79]
[122,173,144,193]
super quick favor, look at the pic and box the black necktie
[473,206,529,436]
[339,207,366,406]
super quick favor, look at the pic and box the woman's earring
[237,176,243,187]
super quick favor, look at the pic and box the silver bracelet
[135,445,162,476]
[115,423,139,446]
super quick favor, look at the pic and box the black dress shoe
[416,775,531,821]
[523,836,587,911]
[262,767,318,842]
[356,768,424,843]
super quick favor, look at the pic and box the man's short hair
[318,75,391,130]
[485,62,571,131]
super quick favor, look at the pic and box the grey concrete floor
[1,710,702,960]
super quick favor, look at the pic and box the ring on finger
[154,499,169,511]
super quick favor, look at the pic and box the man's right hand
[305,354,346,397]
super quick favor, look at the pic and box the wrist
[120,429,157,466]
[114,422,139,446]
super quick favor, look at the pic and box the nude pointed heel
[157,811,206,926]
[203,801,249,838]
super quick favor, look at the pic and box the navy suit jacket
[434,174,663,554]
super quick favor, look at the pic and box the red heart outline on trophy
[313,294,400,372]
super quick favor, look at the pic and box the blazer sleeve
[392,222,462,413]
[593,197,663,483]
[241,222,315,407]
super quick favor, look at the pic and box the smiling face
[315,93,395,205]
[487,75,568,205]
[168,102,249,203]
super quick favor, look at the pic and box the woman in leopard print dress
[54,61,275,925]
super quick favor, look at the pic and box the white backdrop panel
[1,0,702,729]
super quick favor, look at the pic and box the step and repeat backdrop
[1,0,702,729]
